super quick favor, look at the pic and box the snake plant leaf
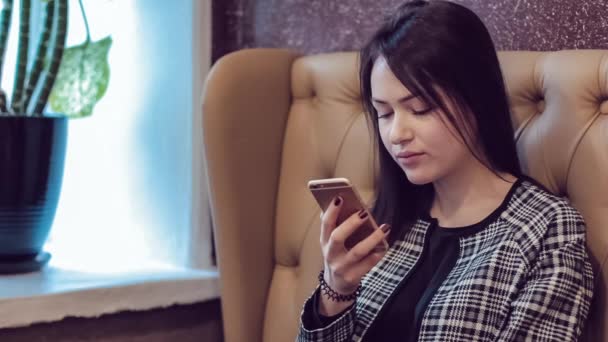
[49,36,112,118]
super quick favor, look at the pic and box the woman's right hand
[318,196,391,316]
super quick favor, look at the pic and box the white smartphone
[308,177,388,251]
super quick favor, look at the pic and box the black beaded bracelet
[318,269,362,302]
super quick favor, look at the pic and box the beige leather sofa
[202,49,608,342]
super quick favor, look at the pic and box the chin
[403,168,436,185]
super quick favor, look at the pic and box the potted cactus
[0,0,111,273]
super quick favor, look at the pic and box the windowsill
[0,265,220,329]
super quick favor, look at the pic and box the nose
[389,110,414,146]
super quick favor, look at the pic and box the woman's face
[370,57,474,185]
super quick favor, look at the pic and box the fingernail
[334,196,342,206]
[381,224,391,233]
[358,210,368,219]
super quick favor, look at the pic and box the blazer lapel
[353,219,433,340]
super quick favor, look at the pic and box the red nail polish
[359,210,368,219]
[334,196,342,206]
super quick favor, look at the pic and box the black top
[305,179,522,340]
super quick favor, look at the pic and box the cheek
[426,119,469,161]
[378,122,392,153]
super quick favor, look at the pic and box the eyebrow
[371,94,418,104]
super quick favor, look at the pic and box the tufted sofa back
[202,49,608,342]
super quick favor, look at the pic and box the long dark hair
[359,0,522,242]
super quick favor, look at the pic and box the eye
[412,108,433,116]
[407,98,435,115]
[378,111,394,119]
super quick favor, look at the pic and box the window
[0,0,213,272]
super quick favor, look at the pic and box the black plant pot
[0,114,67,273]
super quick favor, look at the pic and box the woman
[297,1,593,341]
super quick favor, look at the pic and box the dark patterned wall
[212,0,608,62]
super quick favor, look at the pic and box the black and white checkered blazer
[297,178,594,341]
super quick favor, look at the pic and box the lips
[396,151,424,158]
[396,151,426,167]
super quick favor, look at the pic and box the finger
[345,224,391,264]
[348,248,387,278]
[320,196,343,244]
[327,209,370,252]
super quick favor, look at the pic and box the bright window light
[23,0,197,273]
